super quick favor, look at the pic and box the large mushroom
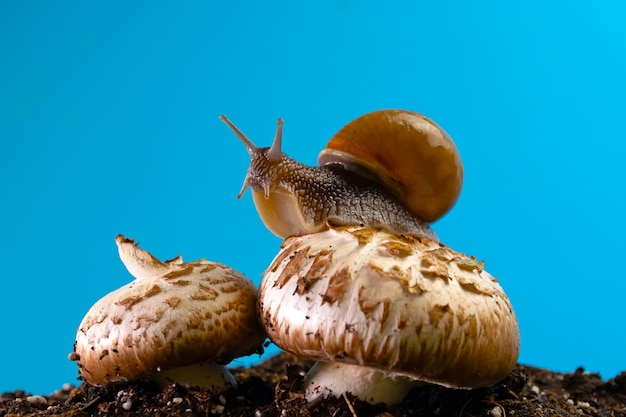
[258,226,520,405]
[71,235,266,391]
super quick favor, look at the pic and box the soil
[2,352,625,417]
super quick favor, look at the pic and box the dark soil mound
[2,352,625,416]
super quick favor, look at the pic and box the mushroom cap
[258,226,520,388]
[73,235,265,385]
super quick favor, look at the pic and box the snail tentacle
[219,115,259,156]
[267,119,283,162]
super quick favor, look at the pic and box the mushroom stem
[151,360,237,390]
[304,362,423,405]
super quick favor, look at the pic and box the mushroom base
[304,361,423,405]
[151,360,237,391]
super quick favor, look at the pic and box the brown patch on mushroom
[357,291,391,328]
[455,267,496,296]
[275,248,309,289]
[221,281,246,294]
[163,266,194,280]
[189,283,220,301]
[349,227,375,245]
[135,312,161,327]
[379,240,413,258]
[463,313,480,341]
[145,284,162,298]
[428,303,451,326]
[458,282,491,296]
[170,279,191,286]
[454,256,485,273]
[115,295,143,311]
[321,266,350,304]
[308,249,333,276]
[297,249,333,295]
[399,233,433,246]
[420,251,450,282]
[203,273,230,284]
[110,314,123,325]
[271,240,302,273]
[295,275,318,295]
[164,296,181,308]
[368,263,419,295]
[199,263,219,273]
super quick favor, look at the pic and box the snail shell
[319,109,464,223]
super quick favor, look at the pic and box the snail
[220,109,463,240]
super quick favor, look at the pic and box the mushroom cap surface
[258,226,520,388]
[73,235,265,385]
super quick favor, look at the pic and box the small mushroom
[71,235,266,391]
[258,226,520,405]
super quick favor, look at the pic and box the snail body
[220,110,463,240]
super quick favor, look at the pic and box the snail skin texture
[257,226,520,405]
[220,109,463,240]
[71,235,266,391]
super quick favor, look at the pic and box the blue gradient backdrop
[1,2,625,394]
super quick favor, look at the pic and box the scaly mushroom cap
[73,235,265,385]
[258,226,520,388]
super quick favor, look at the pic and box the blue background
[1,2,625,394]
